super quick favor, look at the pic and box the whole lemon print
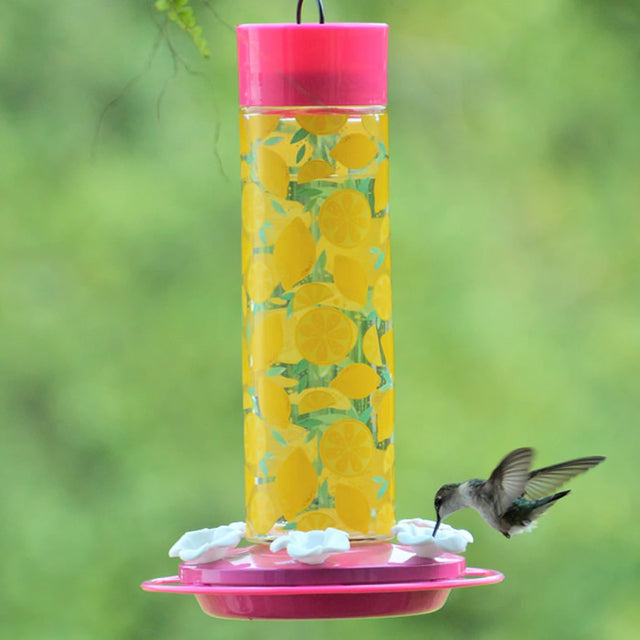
[295,113,348,136]
[330,133,377,169]
[274,217,316,290]
[331,363,380,400]
[274,448,317,520]
[248,490,279,536]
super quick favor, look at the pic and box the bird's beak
[433,514,441,538]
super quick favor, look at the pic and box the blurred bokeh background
[2,1,638,638]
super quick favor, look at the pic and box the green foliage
[155,0,210,57]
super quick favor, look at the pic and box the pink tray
[141,544,503,620]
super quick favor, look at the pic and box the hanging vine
[154,0,210,58]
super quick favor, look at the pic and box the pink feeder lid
[237,23,388,107]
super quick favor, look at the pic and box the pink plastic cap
[237,23,388,107]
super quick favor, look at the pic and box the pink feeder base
[141,544,504,620]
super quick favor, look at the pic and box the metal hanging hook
[296,0,325,24]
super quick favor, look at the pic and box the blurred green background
[2,1,638,638]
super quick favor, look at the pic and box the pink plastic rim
[237,23,388,107]
[141,568,504,620]
[141,567,504,596]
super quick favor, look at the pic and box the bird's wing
[486,447,535,514]
[524,456,606,500]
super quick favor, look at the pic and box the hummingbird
[432,448,605,538]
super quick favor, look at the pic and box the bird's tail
[531,489,571,519]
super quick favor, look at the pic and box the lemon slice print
[319,189,372,249]
[292,282,334,312]
[362,325,383,367]
[294,307,356,366]
[296,509,338,532]
[297,387,351,414]
[297,159,334,184]
[319,419,374,476]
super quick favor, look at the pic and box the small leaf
[304,430,317,443]
[263,137,284,146]
[372,476,385,483]
[298,417,323,428]
[370,247,383,255]
[259,459,268,475]
[318,479,331,504]
[291,128,310,144]
[375,252,386,270]
[272,430,288,446]
[377,481,389,499]
[292,360,309,374]
[296,145,307,164]
[359,406,373,423]
[283,521,298,530]
[271,199,287,216]
[264,452,276,460]
[297,187,323,198]
[247,387,256,396]
[266,367,286,377]
[357,178,372,196]
[258,225,267,245]
[316,250,327,271]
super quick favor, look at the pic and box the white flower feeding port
[392,519,474,558]
[269,527,351,565]
[141,1,503,620]
[169,523,247,564]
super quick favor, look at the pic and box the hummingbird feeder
[141,0,503,619]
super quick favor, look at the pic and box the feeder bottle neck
[236,23,388,108]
